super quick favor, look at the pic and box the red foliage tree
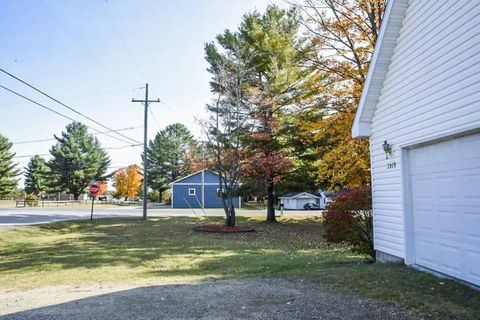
[242,108,292,222]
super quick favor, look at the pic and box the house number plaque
[387,161,397,169]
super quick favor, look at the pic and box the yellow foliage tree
[114,164,143,200]
[294,0,386,190]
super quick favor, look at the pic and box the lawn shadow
[0,216,338,274]
[0,279,418,320]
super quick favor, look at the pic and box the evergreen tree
[205,5,307,222]
[49,122,111,200]
[0,134,19,198]
[146,123,196,201]
[24,155,50,196]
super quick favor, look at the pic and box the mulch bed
[192,225,256,233]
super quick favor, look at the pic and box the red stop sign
[89,184,99,195]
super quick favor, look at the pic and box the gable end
[352,0,409,138]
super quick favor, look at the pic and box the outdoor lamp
[383,140,393,159]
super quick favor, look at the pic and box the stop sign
[89,184,99,195]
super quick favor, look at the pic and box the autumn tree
[185,142,212,173]
[203,44,255,227]
[24,155,50,196]
[97,181,108,196]
[49,122,111,200]
[236,6,306,221]
[0,134,19,198]
[294,0,386,190]
[146,123,196,202]
[114,164,143,200]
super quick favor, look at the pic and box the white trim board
[352,0,410,138]
[173,183,235,186]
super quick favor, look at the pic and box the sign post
[89,183,99,221]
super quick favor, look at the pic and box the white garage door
[409,132,480,286]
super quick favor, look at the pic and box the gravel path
[0,278,419,320]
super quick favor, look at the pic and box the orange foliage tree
[97,181,108,196]
[114,164,143,200]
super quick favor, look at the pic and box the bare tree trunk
[266,182,276,222]
[226,203,236,227]
[73,194,79,201]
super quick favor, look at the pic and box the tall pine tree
[0,134,19,198]
[206,5,308,221]
[24,155,50,196]
[49,122,110,200]
[146,123,196,201]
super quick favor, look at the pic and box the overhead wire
[13,143,143,159]
[12,126,142,145]
[0,68,141,144]
[0,84,135,144]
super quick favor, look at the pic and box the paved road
[0,206,312,228]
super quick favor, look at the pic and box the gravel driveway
[0,278,418,320]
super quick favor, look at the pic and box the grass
[0,216,478,319]
[241,201,268,210]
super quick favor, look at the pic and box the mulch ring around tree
[192,225,255,233]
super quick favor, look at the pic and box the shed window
[188,188,196,196]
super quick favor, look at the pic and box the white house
[279,192,328,210]
[352,0,480,286]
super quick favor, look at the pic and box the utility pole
[132,83,160,220]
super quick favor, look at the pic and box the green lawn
[0,216,478,319]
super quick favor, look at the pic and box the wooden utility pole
[132,83,160,220]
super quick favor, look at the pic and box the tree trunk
[226,204,236,227]
[73,193,79,201]
[266,182,276,222]
[158,189,163,203]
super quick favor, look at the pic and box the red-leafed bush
[323,210,355,243]
[323,186,374,259]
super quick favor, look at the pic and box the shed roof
[278,192,320,199]
[170,169,240,185]
[352,0,409,138]
[170,169,216,184]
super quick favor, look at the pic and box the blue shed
[171,169,241,209]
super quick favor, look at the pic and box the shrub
[323,186,374,259]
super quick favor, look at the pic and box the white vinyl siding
[370,0,480,258]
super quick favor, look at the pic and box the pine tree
[146,123,196,201]
[49,122,111,200]
[205,5,306,222]
[24,155,50,196]
[0,134,19,198]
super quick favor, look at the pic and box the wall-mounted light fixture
[383,140,393,159]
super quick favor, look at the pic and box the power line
[98,0,149,82]
[104,143,142,150]
[149,107,161,130]
[12,126,142,145]
[40,0,131,98]
[13,153,50,159]
[13,143,143,159]
[0,84,132,144]
[0,68,141,144]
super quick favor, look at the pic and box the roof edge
[170,169,211,185]
[278,192,320,199]
[352,0,409,138]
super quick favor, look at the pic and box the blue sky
[0,0,283,182]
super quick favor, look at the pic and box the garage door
[409,132,480,286]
